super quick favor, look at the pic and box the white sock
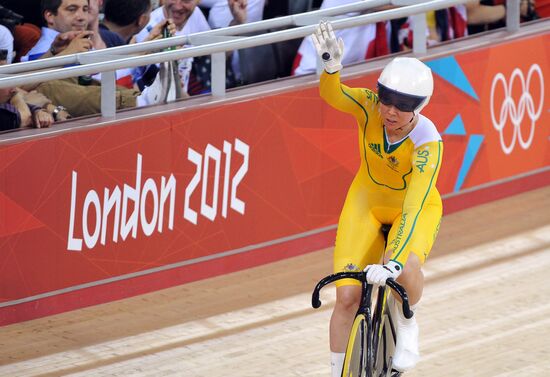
[331,352,345,377]
[397,303,418,325]
[393,301,420,372]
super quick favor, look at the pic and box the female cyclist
[312,21,443,377]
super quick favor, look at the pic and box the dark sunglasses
[377,83,426,113]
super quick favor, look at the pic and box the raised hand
[228,0,247,25]
[312,21,344,74]
[50,31,94,56]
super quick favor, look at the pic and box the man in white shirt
[19,0,171,116]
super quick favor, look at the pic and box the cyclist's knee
[335,286,362,311]
[399,254,423,283]
[407,252,423,271]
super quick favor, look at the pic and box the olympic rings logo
[490,64,544,155]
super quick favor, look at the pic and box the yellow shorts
[333,176,442,287]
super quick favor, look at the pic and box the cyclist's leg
[330,177,385,376]
[330,285,362,352]
[384,202,442,372]
[396,253,423,305]
[330,285,361,377]
[385,202,442,304]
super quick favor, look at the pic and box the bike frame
[311,272,412,377]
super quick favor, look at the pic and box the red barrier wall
[1,32,548,325]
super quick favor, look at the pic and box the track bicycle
[311,227,414,377]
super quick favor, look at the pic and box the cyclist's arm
[319,71,377,122]
[389,140,443,267]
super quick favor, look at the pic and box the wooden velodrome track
[0,186,549,376]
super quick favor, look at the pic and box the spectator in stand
[101,0,177,92]
[135,0,246,96]
[135,0,213,43]
[395,5,468,52]
[100,1,178,51]
[0,49,55,131]
[199,0,265,84]
[101,0,153,46]
[433,6,468,42]
[0,22,71,122]
[292,0,390,76]
[24,0,133,87]
[19,0,166,117]
[466,0,539,35]
[465,0,506,34]
[135,0,211,96]
[22,0,98,61]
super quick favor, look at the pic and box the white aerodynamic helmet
[377,57,434,114]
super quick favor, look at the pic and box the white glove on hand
[365,261,403,286]
[312,21,344,74]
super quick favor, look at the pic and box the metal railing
[0,0,521,117]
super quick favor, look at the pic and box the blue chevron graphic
[444,114,466,135]
[454,134,484,192]
[426,56,479,101]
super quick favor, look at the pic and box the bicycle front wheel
[342,313,371,377]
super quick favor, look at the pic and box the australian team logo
[386,155,399,170]
[490,64,544,155]
[344,263,361,273]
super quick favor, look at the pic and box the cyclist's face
[45,0,89,32]
[379,103,414,131]
[164,0,198,29]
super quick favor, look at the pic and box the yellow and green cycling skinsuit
[320,71,443,287]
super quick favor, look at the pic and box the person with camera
[18,0,170,117]
[21,0,99,61]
